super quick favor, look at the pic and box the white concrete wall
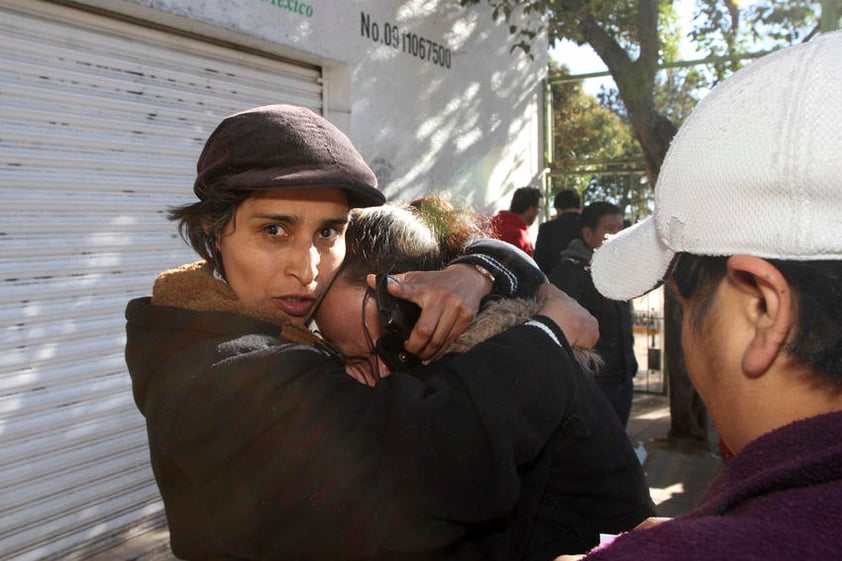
[75,0,548,215]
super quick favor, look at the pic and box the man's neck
[726,367,842,454]
[507,210,529,225]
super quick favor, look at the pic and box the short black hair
[678,254,842,392]
[168,182,253,276]
[580,201,621,230]
[553,189,580,211]
[510,187,542,214]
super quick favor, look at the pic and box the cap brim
[223,167,385,208]
[591,217,675,301]
[344,184,386,208]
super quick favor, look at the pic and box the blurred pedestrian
[491,186,542,256]
[550,202,637,427]
[535,189,582,274]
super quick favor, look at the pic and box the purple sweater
[584,411,842,561]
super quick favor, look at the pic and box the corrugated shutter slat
[0,1,323,559]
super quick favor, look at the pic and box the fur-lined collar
[151,261,319,345]
[150,261,599,373]
[450,298,601,375]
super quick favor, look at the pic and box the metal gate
[0,1,322,558]
[631,288,666,395]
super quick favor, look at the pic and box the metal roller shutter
[0,1,323,559]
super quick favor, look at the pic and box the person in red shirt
[490,186,542,256]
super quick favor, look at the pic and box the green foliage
[550,67,632,164]
[689,1,825,80]
[464,0,830,202]
[461,1,828,57]
[547,63,650,219]
[461,0,679,58]
[549,55,706,219]
[653,66,708,127]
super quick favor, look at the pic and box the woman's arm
[158,315,580,559]
[382,238,596,359]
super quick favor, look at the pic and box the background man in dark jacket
[534,189,582,275]
[549,201,638,427]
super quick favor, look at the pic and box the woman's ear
[727,256,793,377]
[202,222,219,251]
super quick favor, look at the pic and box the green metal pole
[547,50,771,84]
[543,79,554,221]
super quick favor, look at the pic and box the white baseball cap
[591,30,842,301]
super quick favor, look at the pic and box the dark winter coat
[549,240,638,383]
[125,261,580,561]
[446,298,654,561]
[534,212,583,275]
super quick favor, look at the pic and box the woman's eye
[318,227,340,241]
[264,224,287,238]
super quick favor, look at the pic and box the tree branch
[576,8,632,81]
[637,0,661,79]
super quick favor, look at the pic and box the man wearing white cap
[557,30,842,561]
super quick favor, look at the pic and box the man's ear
[581,226,595,248]
[727,256,793,377]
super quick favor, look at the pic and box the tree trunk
[627,107,676,186]
[608,67,707,446]
[571,0,708,444]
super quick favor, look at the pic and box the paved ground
[93,392,723,560]
[626,392,723,517]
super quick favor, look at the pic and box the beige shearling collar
[150,260,320,345]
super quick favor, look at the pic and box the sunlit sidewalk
[627,392,723,517]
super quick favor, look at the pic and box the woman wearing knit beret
[125,104,597,560]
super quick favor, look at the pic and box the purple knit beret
[193,104,383,208]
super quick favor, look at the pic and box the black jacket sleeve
[533,222,554,275]
[451,238,547,301]
[549,259,598,314]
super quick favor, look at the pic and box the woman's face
[315,279,391,385]
[215,187,350,326]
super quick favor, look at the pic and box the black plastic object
[374,274,422,371]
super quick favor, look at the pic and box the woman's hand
[537,283,599,348]
[368,263,491,361]
[370,268,598,361]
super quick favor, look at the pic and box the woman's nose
[287,243,319,285]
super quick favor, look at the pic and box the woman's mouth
[273,296,315,317]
